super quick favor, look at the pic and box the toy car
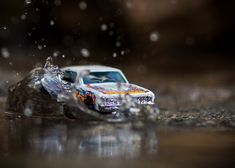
[57,65,155,112]
[7,59,156,120]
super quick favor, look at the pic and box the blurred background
[0,0,235,84]
[1,1,235,167]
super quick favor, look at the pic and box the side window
[62,70,77,83]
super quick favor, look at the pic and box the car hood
[85,83,150,95]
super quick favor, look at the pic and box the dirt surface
[157,85,235,128]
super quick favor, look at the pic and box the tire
[83,96,94,109]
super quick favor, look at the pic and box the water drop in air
[113,52,117,58]
[101,24,108,31]
[50,20,55,25]
[81,48,90,58]
[1,48,10,59]
[126,1,133,9]
[20,13,27,20]
[53,51,60,57]
[38,45,43,50]
[54,0,61,6]
[79,1,87,10]
[116,41,121,47]
[24,107,32,117]
[150,31,159,42]
[25,0,31,5]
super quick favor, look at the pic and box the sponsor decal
[87,84,146,95]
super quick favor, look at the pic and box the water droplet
[1,48,10,58]
[116,41,121,47]
[3,26,7,30]
[25,0,31,5]
[50,20,55,25]
[126,1,133,9]
[79,1,87,10]
[109,31,114,36]
[38,45,43,50]
[53,50,60,57]
[80,48,90,57]
[24,107,32,117]
[62,54,66,58]
[54,0,61,6]
[101,24,108,31]
[20,13,27,20]
[113,52,117,58]
[121,50,125,55]
[150,31,159,42]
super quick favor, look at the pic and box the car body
[57,65,155,112]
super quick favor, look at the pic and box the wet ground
[0,118,234,168]
[0,69,235,168]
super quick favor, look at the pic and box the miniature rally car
[58,65,155,112]
[7,58,157,120]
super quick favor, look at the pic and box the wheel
[83,96,94,109]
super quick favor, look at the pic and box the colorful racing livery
[61,65,155,112]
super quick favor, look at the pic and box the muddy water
[0,115,235,168]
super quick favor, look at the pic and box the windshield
[83,71,127,84]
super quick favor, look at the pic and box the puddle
[0,118,234,168]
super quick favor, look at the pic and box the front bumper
[98,105,120,112]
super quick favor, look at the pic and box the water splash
[22,57,159,122]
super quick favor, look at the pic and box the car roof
[61,65,122,73]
